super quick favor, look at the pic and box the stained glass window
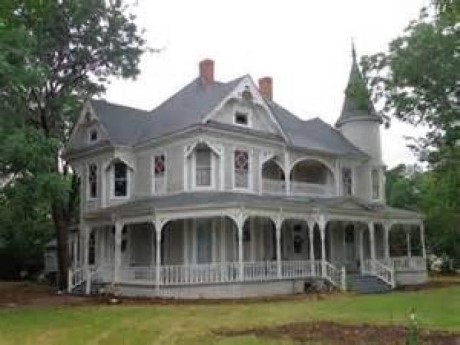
[234,150,249,188]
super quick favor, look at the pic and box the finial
[351,38,357,62]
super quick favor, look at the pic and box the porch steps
[346,274,392,294]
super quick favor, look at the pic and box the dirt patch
[396,276,460,292]
[216,321,460,345]
[0,282,93,308]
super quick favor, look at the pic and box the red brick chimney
[258,77,273,100]
[199,59,214,87]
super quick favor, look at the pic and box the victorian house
[64,52,427,298]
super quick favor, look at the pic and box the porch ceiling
[84,192,421,223]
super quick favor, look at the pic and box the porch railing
[161,262,239,285]
[290,181,335,196]
[262,179,286,195]
[382,256,426,272]
[115,260,344,289]
[243,261,278,281]
[362,259,395,288]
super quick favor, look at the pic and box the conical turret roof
[335,44,381,127]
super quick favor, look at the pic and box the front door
[291,223,308,260]
[345,225,358,272]
[196,220,212,264]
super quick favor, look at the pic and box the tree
[0,0,147,287]
[363,1,459,262]
[362,0,459,159]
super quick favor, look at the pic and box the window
[342,167,352,196]
[89,128,98,142]
[113,162,128,197]
[88,232,96,265]
[154,154,166,193]
[234,111,248,126]
[88,164,98,199]
[234,150,249,188]
[371,168,380,199]
[293,235,304,254]
[154,154,165,176]
[195,147,211,187]
[345,224,354,243]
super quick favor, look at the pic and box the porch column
[420,222,427,258]
[155,220,164,291]
[368,221,376,261]
[383,222,391,260]
[82,224,91,295]
[237,217,244,281]
[275,218,282,278]
[113,221,123,284]
[358,226,364,274]
[318,217,326,277]
[284,150,290,196]
[307,220,315,275]
[405,225,412,258]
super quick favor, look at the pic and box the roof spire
[335,40,381,127]
[351,37,357,62]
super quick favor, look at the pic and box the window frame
[87,126,99,144]
[371,167,381,200]
[232,148,251,190]
[192,146,215,190]
[233,105,252,128]
[341,166,353,197]
[87,163,98,200]
[152,152,167,195]
[111,161,129,199]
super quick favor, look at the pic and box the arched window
[88,164,98,199]
[234,149,249,188]
[195,146,212,187]
[113,161,128,197]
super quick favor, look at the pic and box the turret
[336,44,383,164]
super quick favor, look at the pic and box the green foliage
[362,2,459,158]
[385,163,460,261]
[0,0,147,282]
[406,309,418,345]
[365,1,459,262]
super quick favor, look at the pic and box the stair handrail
[67,265,86,292]
[323,261,346,290]
[364,259,395,288]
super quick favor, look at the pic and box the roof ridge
[91,99,150,115]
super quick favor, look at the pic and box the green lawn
[0,286,458,345]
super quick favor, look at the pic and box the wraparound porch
[68,197,427,297]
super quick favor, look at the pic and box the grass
[0,286,458,345]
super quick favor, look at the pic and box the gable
[203,76,286,138]
[66,102,111,151]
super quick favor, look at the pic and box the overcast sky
[105,0,428,168]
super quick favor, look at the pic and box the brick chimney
[258,77,273,100]
[199,59,214,87]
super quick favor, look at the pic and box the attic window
[89,128,98,142]
[235,111,248,126]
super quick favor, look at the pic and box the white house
[63,53,427,298]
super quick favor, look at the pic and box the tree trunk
[52,203,69,291]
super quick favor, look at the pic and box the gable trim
[201,76,290,142]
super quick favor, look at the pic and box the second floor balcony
[262,158,336,197]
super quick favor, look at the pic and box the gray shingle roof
[88,74,366,158]
[92,100,151,146]
[85,192,421,220]
[136,77,244,144]
[267,101,367,158]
